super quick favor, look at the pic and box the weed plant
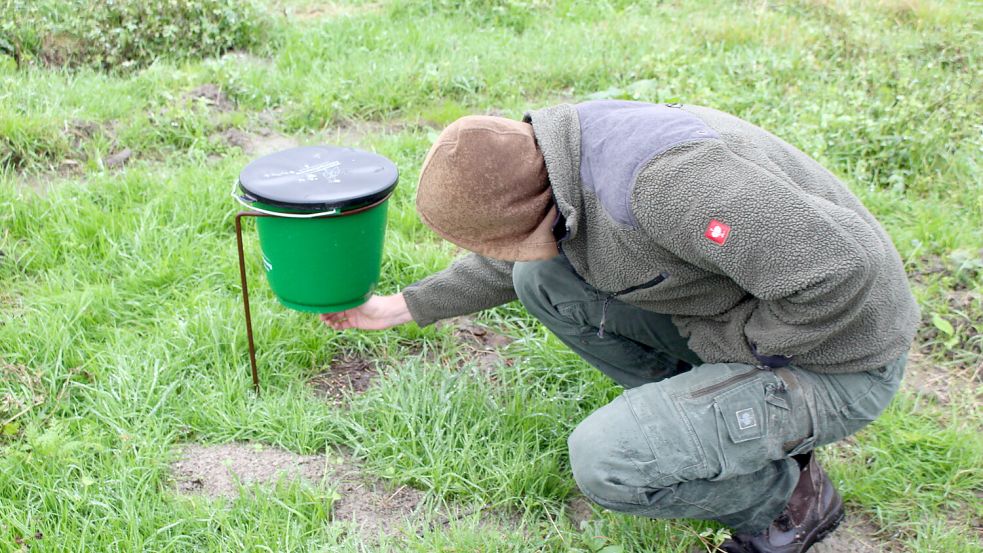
[0,0,267,70]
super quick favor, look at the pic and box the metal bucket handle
[231,180,340,218]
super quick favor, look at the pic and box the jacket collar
[524,103,584,242]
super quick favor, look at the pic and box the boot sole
[721,492,846,553]
[803,498,845,551]
[720,507,846,553]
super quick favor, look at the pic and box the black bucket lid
[238,146,398,212]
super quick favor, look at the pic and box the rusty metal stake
[235,211,276,393]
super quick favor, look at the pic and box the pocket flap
[714,381,766,443]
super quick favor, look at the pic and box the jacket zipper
[597,272,669,338]
[689,369,760,399]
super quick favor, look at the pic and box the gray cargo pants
[513,256,905,533]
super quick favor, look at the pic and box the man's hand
[319,293,413,331]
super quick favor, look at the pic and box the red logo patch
[705,219,730,245]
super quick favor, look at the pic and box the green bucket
[235,146,398,313]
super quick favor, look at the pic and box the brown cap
[416,115,558,261]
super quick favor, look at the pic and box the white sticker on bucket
[262,256,273,272]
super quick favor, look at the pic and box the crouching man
[321,100,919,552]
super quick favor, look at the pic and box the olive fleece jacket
[402,101,920,374]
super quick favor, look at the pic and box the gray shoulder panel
[575,100,719,227]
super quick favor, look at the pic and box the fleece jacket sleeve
[632,140,886,365]
[401,253,517,327]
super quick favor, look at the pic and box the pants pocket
[623,384,709,489]
[622,364,811,488]
[705,378,792,481]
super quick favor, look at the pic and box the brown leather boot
[721,452,845,553]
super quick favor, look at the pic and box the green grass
[1,0,982,551]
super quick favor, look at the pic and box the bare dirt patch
[908,254,947,285]
[184,84,234,112]
[16,165,86,195]
[219,113,413,160]
[565,495,594,529]
[13,119,104,185]
[903,349,955,404]
[170,443,512,538]
[67,119,100,144]
[327,456,426,537]
[0,361,43,425]
[1,363,84,437]
[946,288,982,312]
[811,515,899,553]
[284,2,382,21]
[321,119,411,146]
[172,442,324,498]
[11,117,130,191]
[439,316,514,375]
[902,348,982,406]
[0,290,20,314]
[451,317,513,350]
[308,355,379,404]
[66,119,130,172]
[221,128,300,157]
